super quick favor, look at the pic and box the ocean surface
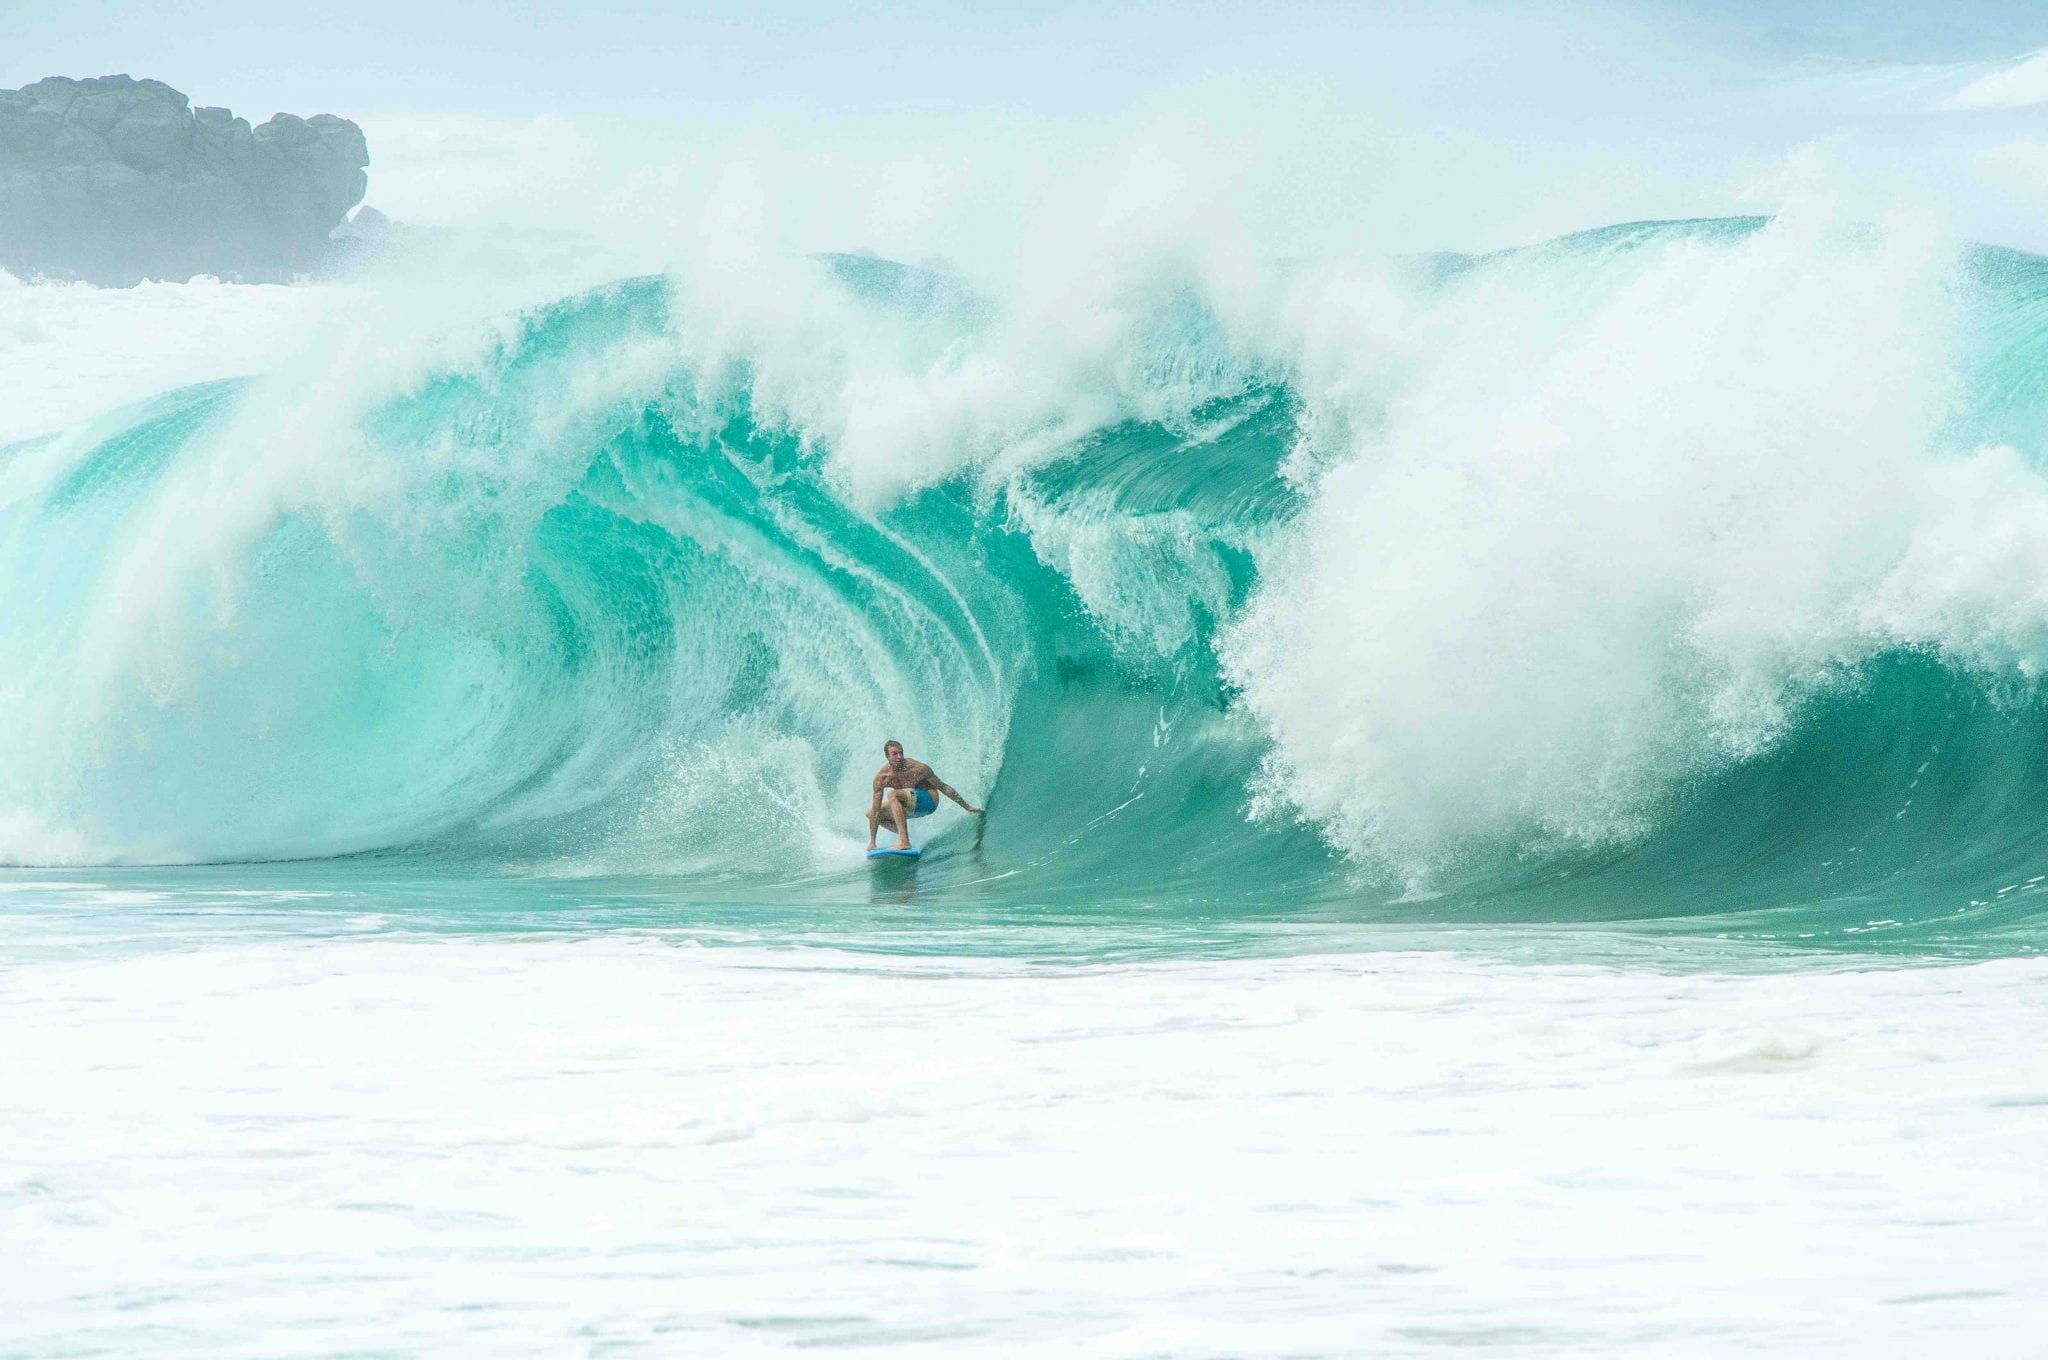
[6,216,2048,1355]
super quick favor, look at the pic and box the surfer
[867,739,983,852]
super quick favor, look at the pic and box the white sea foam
[1942,48,2048,111]
[0,272,336,445]
[1221,212,2048,876]
[3,931,2044,1356]
[0,810,102,867]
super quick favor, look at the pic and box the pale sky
[6,1,2044,121]
[8,1,2048,257]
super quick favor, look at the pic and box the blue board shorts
[906,788,937,818]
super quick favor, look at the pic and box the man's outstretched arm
[932,778,983,815]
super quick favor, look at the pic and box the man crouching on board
[867,739,983,852]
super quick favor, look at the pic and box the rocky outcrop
[0,75,369,284]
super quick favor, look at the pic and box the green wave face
[8,219,2048,952]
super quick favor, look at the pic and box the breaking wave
[8,216,2048,946]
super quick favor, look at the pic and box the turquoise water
[10,217,2048,1360]
[6,217,2048,959]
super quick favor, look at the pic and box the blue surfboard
[867,847,921,860]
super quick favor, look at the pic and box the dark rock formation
[0,75,369,284]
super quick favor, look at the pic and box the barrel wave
[8,216,2048,951]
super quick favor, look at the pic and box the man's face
[885,744,904,767]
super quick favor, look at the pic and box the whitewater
[6,205,2048,1356]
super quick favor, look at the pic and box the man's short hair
[883,739,903,754]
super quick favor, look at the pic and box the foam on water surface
[2,906,2044,1358]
